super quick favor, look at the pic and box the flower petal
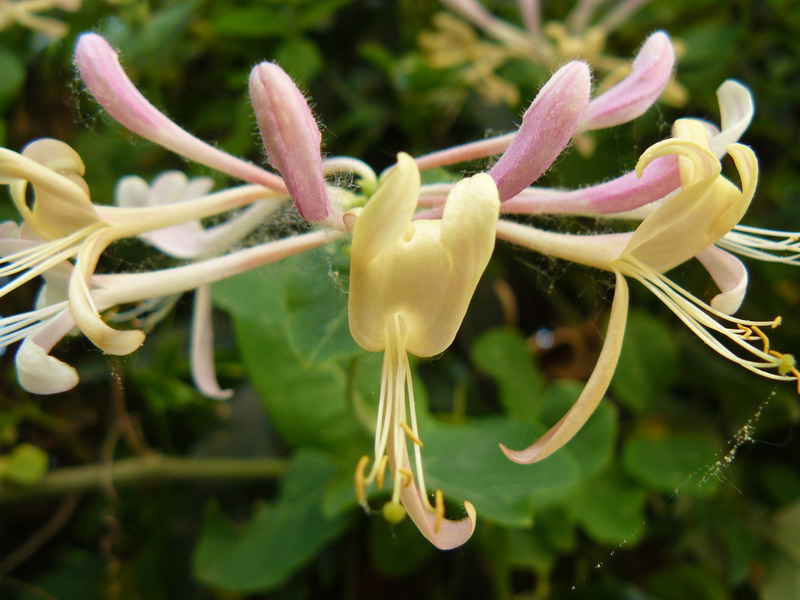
[191,285,233,399]
[387,427,476,549]
[501,271,629,463]
[490,61,591,201]
[16,336,79,394]
[695,246,748,315]
[579,31,675,132]
[710,80,754,159]
[75,34,285,191]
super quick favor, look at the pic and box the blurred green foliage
[1,0,800,599]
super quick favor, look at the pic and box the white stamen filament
[359,313,436,513]
[623,257,796,382]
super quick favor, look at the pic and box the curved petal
[710,80,754,159]
[74,34,285,191]
[68,228,145,355]
[387,427,476,549]
[16,336,79,395]
[501,271,629,463]
[191,285,233,399]
[695,246,748,315]
[249,62,334,225]
[490,61,591,201]
[579,31,675,132]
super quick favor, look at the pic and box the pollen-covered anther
[772,316,782,329]
[400,422,424,446]
[355,455,370,506]
[434,490,445,533]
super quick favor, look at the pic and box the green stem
[0,454,289,504]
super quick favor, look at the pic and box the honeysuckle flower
[430,0,687,109]
[494,115,799,464]
[414,30,676,176]
[2,229,336,394]
[0,137,284,361]
[114,171,285,399]
[0,0,80,39]
[349,153,499,549]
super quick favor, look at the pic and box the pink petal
[501,271,629,463]
[75,34,285,191]
[579,31,675,132]
[191,285,233,399]
[249,62,333,225]
[501,155,680,215]
[386,427,476,549]
[695,246,748,315]
[490,61,591,201]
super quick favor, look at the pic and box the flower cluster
[420,0,687,125]
[1,27,797,550]
[0,0,80,39]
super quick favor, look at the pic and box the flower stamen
[400,421,424,446]
[434,490,445,533]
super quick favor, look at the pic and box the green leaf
[17,550,104,600]
[193,451,350,592]
[622,427,720,496]
[572,467,647,545]
[611,308,679,412]
[214,247,359,366]
[211,7,293,37]
[471,328,545,422]
[214,248,366,452]
[768,500,800,566]
[276,38,324,83]
[369,518,435,577]
[4,443,48,486]
[423,417,581,527]
[646,565,728,600]
[0,47,25,112]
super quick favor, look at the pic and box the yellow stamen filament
[355,455,370,505]
[399,469,414,488]
[749,325,770,353]
[434,490,445,533]
[400,422,424,446]
[376,455,389,490]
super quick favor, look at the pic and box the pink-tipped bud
[75,33,283,191]
[490,61,591,201]
[579,31,675,132]
[249,63,333,225]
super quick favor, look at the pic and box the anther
[399,468,414,487]
[750,325,770,353]
[400,422,424,446]
[376,455,389,490]
[355,455,370,505]
[434,490,445,533]
[772,316,783,328]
